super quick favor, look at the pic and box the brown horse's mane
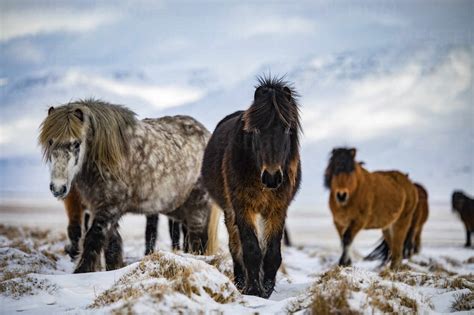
[324,147,357,189]
[39,98,137,177]
[243,76,301,136]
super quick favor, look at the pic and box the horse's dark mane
[243,76,301,134]
[324,147,357,189]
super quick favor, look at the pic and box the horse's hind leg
[168,218,181,251]
[389,211,414,269]
[63,186,84,259]
[104,223,124,270]
[145,215,159,255]
[74,210,116,273]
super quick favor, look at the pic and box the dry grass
[310,267,360,315]
[365,281,418,313]
[451,292,474,311]
[0,276,56,299]
[91,251,238,310]
[464,256,474,264]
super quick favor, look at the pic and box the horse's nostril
[336,192,348,202]
[261,169,283,189]
[60,185,67,195]
[49,183,54,192]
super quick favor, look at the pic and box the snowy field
[0,201,472,314]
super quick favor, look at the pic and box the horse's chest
[254,213,267,252]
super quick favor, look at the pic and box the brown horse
[202,76,302,298]
[452,190,474,247]
[365,182,429,262]
[324,148,418,269]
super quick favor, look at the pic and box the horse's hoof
[243,285,262,297]
[74,263,94,274]
[65,244,79,260]
[338,257,352,267]
[464,243,471,248]
[262,280,275,298]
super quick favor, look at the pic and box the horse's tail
[205,201,221,255]
[364,238,390,262]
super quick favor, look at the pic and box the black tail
[364,238,390,262]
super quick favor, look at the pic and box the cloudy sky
[0,1,472,208]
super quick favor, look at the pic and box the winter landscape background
[0,1,473,313]
[1,1,472,208]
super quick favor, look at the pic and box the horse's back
[202,111,243,210]
[142,115,210,142]
[370,170,418,216]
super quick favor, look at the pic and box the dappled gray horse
[39,99,219,273]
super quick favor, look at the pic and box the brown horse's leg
[262,226,284,298]
[224,211,245,291]
[63,186,84,259]
[389,209,415,269]
[336,220,363,266]
[235,210,264,296]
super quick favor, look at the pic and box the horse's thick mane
[39,98,137,177]
[324,148,357,189]
[243,76,301,133]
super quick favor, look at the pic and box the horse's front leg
[145,214,159,255]
[262,228,284,298]
[104,222,124,270]
[337,220,363,266]
[235,210,264,297]
[64,187,84,259]
[74,209,115,273]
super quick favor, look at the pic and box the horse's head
[243,77,300,190]
[39,106,87,199]
[324,147,358,206]
[452,190,466,213]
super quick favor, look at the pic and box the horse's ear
[254,86,263,100]
[74,108,84,122]
[48,106,55,115]
[283,86,292,101]
[350,148,356,158]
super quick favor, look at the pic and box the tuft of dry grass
[91,251,238,310]
[451,292,474,312]
[464,256,474,264]
[0,276,56,299]
[365,282,418,313]
[310,267,360,315]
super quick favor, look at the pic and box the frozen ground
[0,201,473,314]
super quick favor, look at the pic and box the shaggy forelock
[324,148,356,189]
[39,99,137,177]
[243,75,301,133]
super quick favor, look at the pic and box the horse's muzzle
[336,191,348,204]
[50,183,67,198]
[261,169,283,189]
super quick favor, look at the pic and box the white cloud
[0,78,8,86]
[4,41,44,63]
[235,16,315,39]
[0,8,120,42]
[62,71,205,110]
[302,49,472,142]
[0,117,42,157]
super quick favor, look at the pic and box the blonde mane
[39,99,137,177]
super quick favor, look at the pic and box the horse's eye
[48,139,53,146]
[72,141,81,150]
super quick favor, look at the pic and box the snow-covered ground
[0,201,473,314]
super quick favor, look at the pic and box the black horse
[201,76,302,298]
